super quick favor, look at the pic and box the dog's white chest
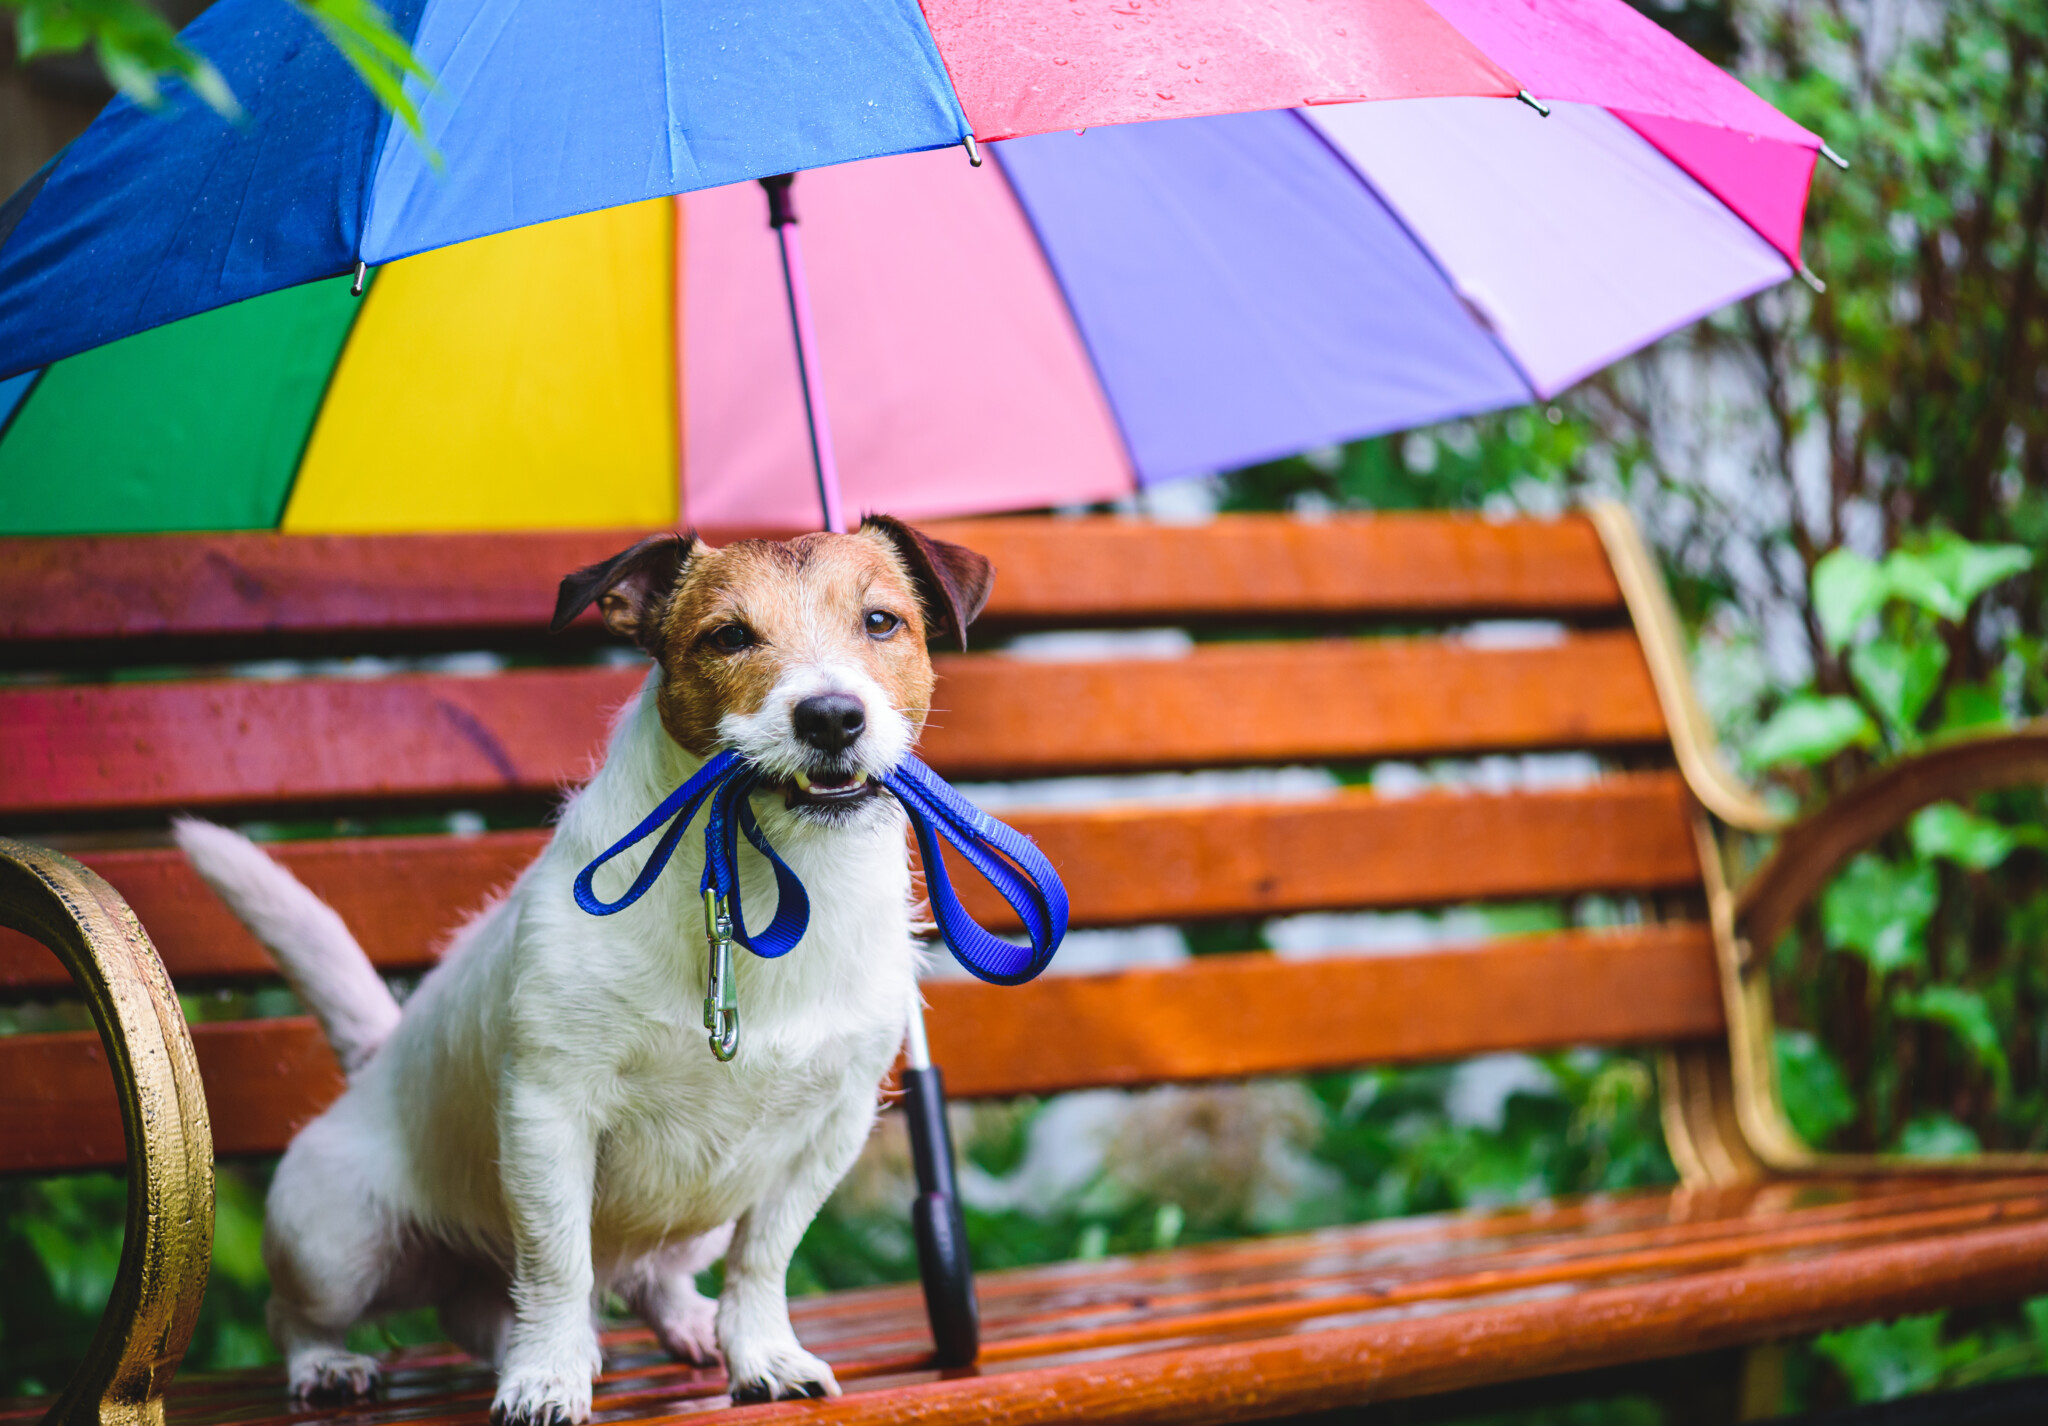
[591,987,902,1244]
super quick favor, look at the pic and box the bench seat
[9,1177,2046,1426]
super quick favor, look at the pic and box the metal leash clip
[702,889,739,1061]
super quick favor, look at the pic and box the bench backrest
[0,514,1724,1174]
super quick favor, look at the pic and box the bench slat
[977,773,1699,925]
[932,927,1721,1098]
[0,776,1699,991]
[927,631,1662,777]
[0,515,1621,652]
[0,1018,344,1173]
[0,635,1660,821]
[2,667,644,820]
[0,926,1719,1171]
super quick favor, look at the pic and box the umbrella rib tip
[1516,89,1551,118]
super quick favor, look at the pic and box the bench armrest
[0,840,214,1426]
[1587,503,2048,1181]
[1711,726,2048,1175]
[1587,501,1788,835]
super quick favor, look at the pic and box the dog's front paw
[490,1361,595,1426]
[652,1291,722,1367]
[724,1339,840,1404]
[289,1348,383,1402]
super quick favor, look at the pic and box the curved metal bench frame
[0,841,214,1426]
[1592,502,2048,1184]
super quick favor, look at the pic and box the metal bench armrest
[1589,503,2048,1181]
[1587,501,1789,836]
[0,840,214,1426]
[1714,725,2048,1176]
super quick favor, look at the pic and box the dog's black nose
[793,694,866,753]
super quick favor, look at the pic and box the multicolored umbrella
[0,0,1829,535]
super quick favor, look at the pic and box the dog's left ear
[551,533,693,653]
[860,515,996,651]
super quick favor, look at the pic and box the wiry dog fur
[174,518,994,1421]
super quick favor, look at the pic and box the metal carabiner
[702,889,739,1061]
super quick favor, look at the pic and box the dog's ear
[860,515,996,651]
[551,533,693,652]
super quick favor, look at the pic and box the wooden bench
[6,509,2048,1426]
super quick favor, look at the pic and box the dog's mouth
[780,768,882,812]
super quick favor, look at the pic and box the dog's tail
[172,818,401,1074]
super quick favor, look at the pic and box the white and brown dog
[174,517,994,1420]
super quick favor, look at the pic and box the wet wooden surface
[7,1177,2046,1426]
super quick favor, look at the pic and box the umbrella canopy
[0,89,1813,535]
[0,0,1822,386]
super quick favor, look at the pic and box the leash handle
[573,750,745,916]
[885,755,1068,985]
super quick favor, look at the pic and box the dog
[174,516,995,1421]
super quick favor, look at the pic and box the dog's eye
[864,610,902,639]
[708,623,754,652]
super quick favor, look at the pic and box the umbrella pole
[760,174,845,534]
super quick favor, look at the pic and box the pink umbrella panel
[682,98,1817,529]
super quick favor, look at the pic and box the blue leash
[573,750,1068,1055]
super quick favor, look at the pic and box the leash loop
[572,749,745,916]
[881,756,1068,985]
[575,750,1067,1056]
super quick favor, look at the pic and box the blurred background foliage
[6,0,2048,1420]
[0,0,427,132]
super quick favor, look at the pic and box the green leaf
[1775,1029,1857,1145]
[1910,802,2017,870]
[1884,534,2034,624]
[1884,549,1969,621]
[11,0,242,116]
[1822,853,1937,975]
[1815,1314,1958,1401]
[1932,535,2033,609]
[1746,695,1879,769]
[16,5,92,57]
[294,0,438,146]
[1897,1113,1982,1157]
[1813,548,1889,651]
[1849,634,1948,737]
[94,41,163,108]
[2025,1296,2048,1348]
[179,54,239,119]
[1894,984,2009,1088]
[1938,681,2009,734]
